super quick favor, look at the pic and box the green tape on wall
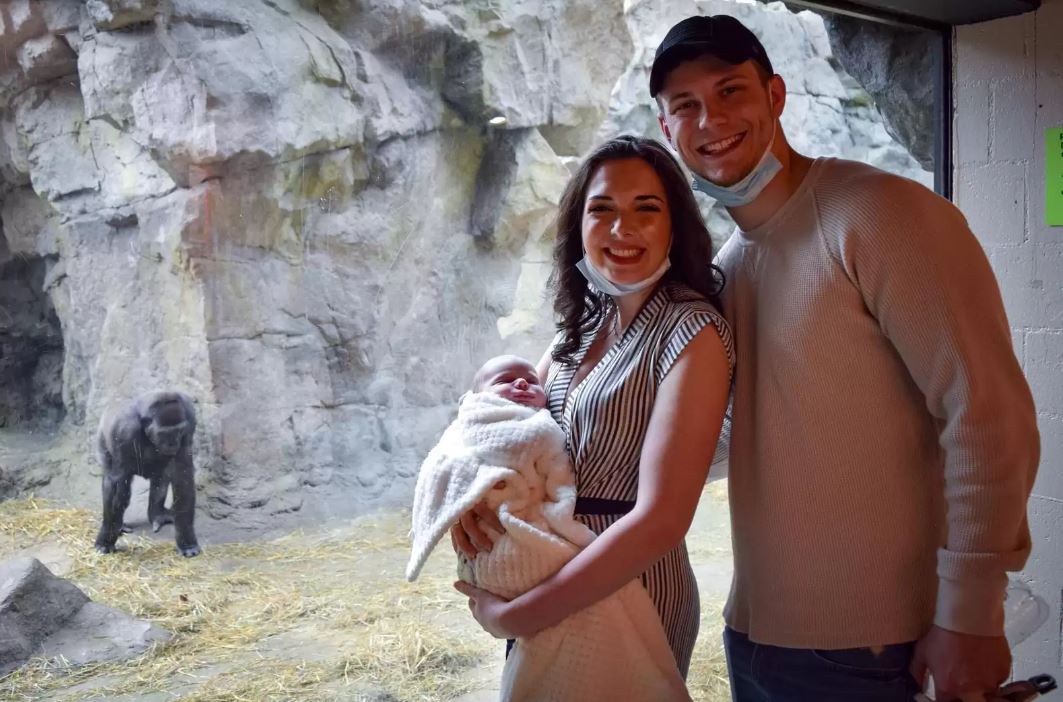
[1048,127,1063,227]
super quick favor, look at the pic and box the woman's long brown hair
[549,135,725,365]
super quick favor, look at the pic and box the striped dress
[544,281,735,678]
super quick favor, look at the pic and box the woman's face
[581,158,672,287]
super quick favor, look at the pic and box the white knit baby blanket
[407,392,690,701]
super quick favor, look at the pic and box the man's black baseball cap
[649,15,774,97]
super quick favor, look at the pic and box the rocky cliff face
[0,0,930,528]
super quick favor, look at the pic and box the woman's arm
[461,326,731,638]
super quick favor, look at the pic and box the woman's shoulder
[656,282,735,375]
[660,282,726,321]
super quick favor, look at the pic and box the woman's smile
[603,246,647,265]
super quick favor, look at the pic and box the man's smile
[697,131,747,157]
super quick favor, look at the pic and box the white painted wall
[953,0,1063,679]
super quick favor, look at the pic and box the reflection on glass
[1005,577,1050,647]
[0,1,946,699]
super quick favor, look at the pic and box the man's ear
[768,74,786,118]
[657,111,673,146]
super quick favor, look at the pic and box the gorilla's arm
[170,442,200,557]
[94,410,142,552]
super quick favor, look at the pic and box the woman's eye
[587,205,609,213]
[637,205,661,212]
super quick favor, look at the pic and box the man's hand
[449,501,504,559]
[910,625,1011,701]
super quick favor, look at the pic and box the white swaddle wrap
[407,392,689,701]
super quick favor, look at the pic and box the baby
[406,354,589,594]
[457,355,549,580]
[472,354,547,410]
[406,355,689,701]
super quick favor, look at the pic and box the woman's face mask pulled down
[577,157,673,296]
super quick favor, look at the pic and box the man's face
[657,56,784,187]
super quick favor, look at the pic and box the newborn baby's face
[479,358,547,409]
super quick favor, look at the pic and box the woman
[453,135,733,678]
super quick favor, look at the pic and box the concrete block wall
[954,0,1063,678]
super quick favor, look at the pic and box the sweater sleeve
[823,174,1040,636]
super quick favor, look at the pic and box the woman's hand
[449,501,504,559]
[454,581,525,639]
[481,325,731,632]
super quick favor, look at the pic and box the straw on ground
[0,494,730,701]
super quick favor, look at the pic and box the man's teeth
[608,248,641,258]
[703,133,742,154]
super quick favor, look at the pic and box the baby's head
[472,355,546,409]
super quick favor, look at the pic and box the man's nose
[698,104,723,131]
[698,108,711,131]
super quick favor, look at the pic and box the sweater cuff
[934,575,1007,636]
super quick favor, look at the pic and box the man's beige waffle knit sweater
[715,157,1040,648]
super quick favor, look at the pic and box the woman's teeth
[608,248,641,258]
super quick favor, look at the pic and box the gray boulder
[37,601,172,668]
[0,557,170,675]
[0,556,87,674]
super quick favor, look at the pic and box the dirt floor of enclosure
[0,483,734,702]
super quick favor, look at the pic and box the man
[650,14,1039,702]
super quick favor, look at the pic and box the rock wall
[823,12,937,171]
[0,0,931,528]
[0,253,64,429]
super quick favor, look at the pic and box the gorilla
[94,391,201,557]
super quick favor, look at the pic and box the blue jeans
[723,627,922,702]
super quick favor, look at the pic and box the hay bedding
[0,497,729,701]
[0,499,488,702]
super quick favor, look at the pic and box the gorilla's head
[145,400,189,456]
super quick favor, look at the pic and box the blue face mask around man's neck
[690,98,782,208]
